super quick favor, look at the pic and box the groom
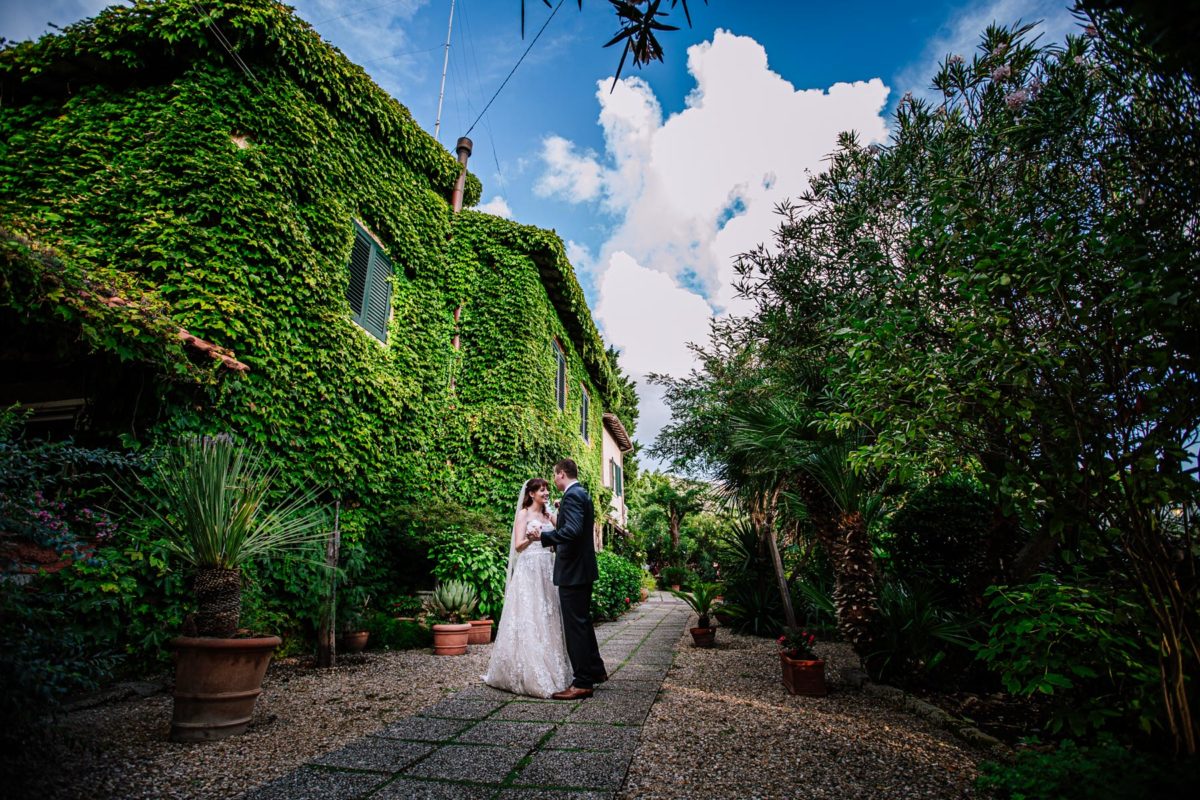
[531,458,607,699]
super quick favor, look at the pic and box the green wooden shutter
[347,221,393,343]
[554,342,566,410]
[347,227,372,317]
[362,246,392,341]
[580,385,589,441]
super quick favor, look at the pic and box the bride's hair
[521,478,549,509]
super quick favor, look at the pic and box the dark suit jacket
[539,482,598,586]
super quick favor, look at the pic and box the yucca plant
[131,435,327,637]
[424,580,478,625]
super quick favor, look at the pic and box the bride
[483,478,572,697]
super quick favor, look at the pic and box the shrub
[592,551,644,620]
[429,530,507,620]
[364,612,432,650]
[976,738,1200,800]
[973,573,1159,737]
[886,475,997,607]
[866,579,974,685]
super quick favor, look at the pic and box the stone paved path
[245,594,691,800]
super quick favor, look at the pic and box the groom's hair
[553,458,579,480]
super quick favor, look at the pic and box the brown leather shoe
[551,686,594,700]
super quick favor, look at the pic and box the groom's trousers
[558,584,606,689]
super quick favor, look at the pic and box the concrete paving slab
[371,776,497,799]
[493,700,577,723]
[372,716,471,742]
[513,749,630,790]
[494,790,615,800]
[455,720,555,748]
[542,723,640,752]
[403,744,527,784]
[242,767,386,800]
[311,738,434,772]
[421,697,508,720]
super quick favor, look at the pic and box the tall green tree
[736,18,1199,752]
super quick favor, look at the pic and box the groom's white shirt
[563,480,579,494]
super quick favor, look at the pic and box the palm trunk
[832,510,877,658]
[194,567,242,637]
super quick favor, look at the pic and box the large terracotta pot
[431,622,471,655]
[467,619,493,645]
[690,626,716,648]
[170,635,280,742]
[780,652,827,697]
[339,630,369,653]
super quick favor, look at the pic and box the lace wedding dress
[483,519,572,698]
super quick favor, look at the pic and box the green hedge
[592,551,645,621]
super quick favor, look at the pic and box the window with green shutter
[346,221,393,342]
[553,339,566,411]
[579,383,589,442]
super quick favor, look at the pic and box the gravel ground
[619,626,986,800]
[6,622,990,800]
[6,646,495,800]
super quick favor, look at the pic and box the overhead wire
[464,0,565,137]
[193,2,263,92]
[310,0,416,27]
[458,0,505,191]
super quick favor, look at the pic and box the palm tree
[725,397,887,658]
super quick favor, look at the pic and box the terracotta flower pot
[467,619,493,645]
[780,652,827,696]
[639,587,650,602]
[170,635,280,742]
[690,626,716,647]
[339,630,369,653]
[431,622,471,655]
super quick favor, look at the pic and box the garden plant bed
[910,689,1051,747]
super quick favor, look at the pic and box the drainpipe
[451,136,472,213]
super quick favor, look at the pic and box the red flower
[624,597,631,603]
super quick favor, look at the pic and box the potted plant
[669,581,722,647]
[467,613,493,645]
[778,628,827,696]
[424,580,477,655]
[338,590,371,654]
[661,565,689,592]
[130,435,327,742]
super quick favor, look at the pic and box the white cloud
[595,252,713,378]
[541,30,892,455]
[476,195,513,218]
[535,136,604,202]
[894,0,1080,98]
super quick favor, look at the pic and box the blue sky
[2,0,1082,457]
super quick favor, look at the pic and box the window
[346,221,393,342]
[610,458,624,497]
[579,383,589,441]
[553,339,566,411]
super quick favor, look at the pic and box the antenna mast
[433,0,456,142]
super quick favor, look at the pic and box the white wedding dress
[483,519,572,698]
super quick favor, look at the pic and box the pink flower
[1005,89,1029,110]
[991,64,1012,81]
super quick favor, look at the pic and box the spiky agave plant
[668,581,723,628]
[425,580,479,625]
[133,435,327,637]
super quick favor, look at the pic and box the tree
[735,19,1199,752]
[522,1,709,87]
[634,471,707,556]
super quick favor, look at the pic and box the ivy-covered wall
[0,0,625,586]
